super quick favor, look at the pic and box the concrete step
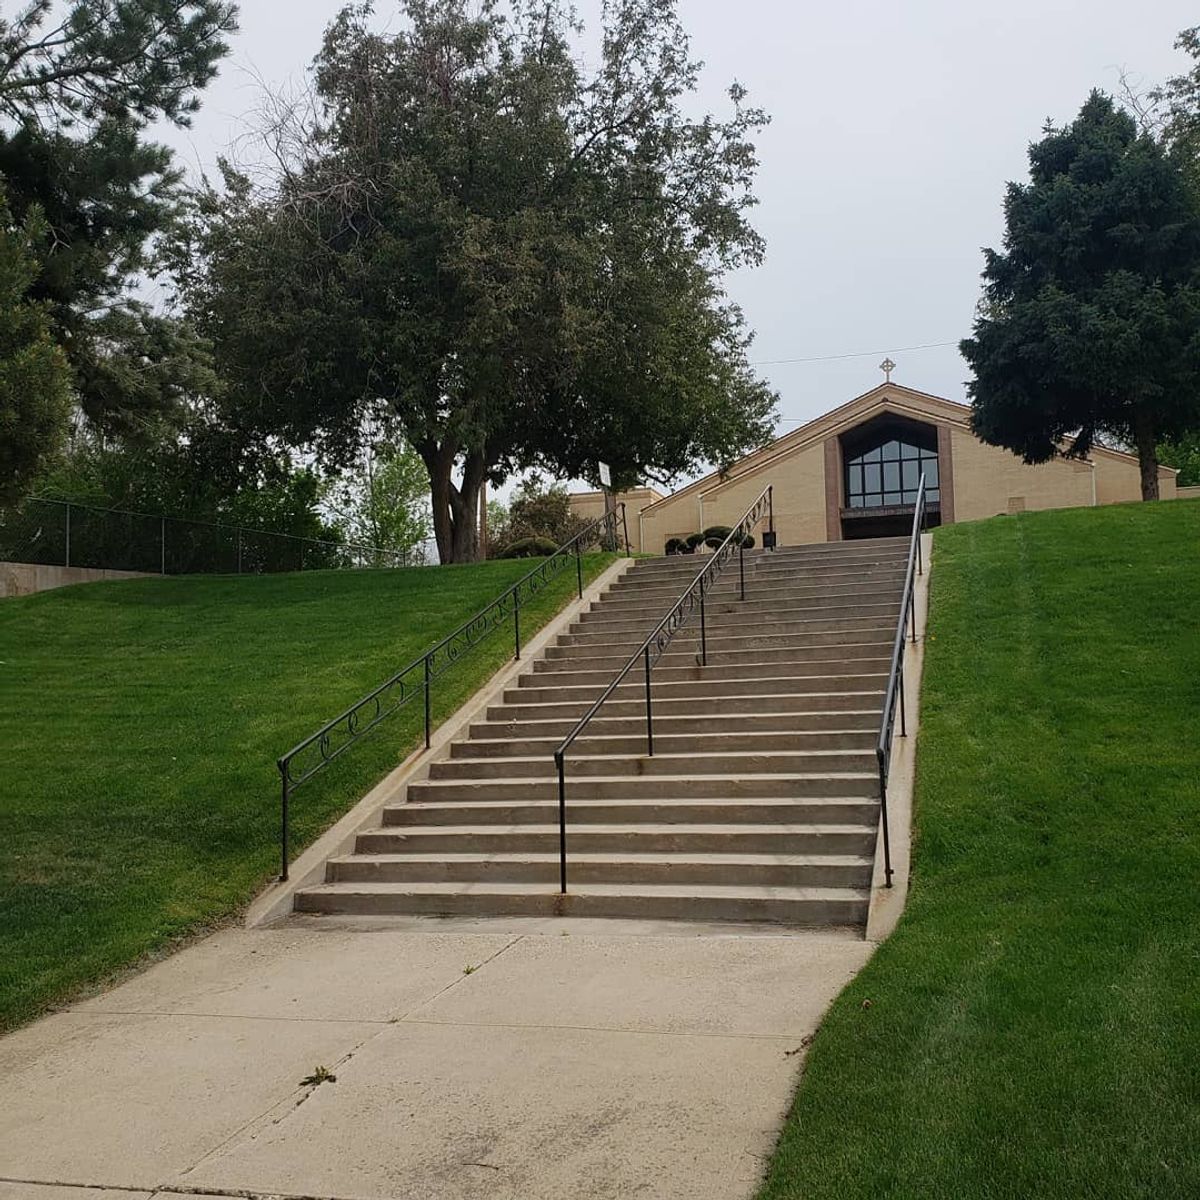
[383,796,880,826]
[505,673,888,704]
[429,748,876,781]
[451,728,876,759]
[543,640,893,669]
[294,881,871,925]
[325,851,874,888]
[563,612,900,640]
[556,623,895,653]
[406,772,880,803]
[595,569,906,602]
[576,595,904,629]
[485,690,884,722]
[471,709,881,739]
[573,598,900,633]
[354,822,878,856]
[526,656,889,688]
[602,572,905,606]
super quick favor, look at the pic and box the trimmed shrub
[685,531,706,549]
[703,525,755,550]
[500,535,558,558]
[665,537,686,555]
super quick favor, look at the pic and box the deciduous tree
[332,430,431,563]
[186,0,776,562]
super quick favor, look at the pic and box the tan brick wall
[641,441,828,553]
[1091,452,1171,505]
[948,428,1095,521]
[567,487,663,552]
[1177,485,1200,500]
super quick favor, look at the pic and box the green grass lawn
[0,553,613,1032]
[760,500,1200,1200]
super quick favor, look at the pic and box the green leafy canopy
[185,0,778,562]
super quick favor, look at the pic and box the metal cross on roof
[879,357,896,382]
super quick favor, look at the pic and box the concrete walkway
[0,917,872,1200]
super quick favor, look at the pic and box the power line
[751,339,961,367]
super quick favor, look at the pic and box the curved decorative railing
[875,474,928,888]
[551,485,774,892]
[275,503,628,880]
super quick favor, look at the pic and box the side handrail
[551,485,774,893]
[274,503,628,880]
[874,475,928,888]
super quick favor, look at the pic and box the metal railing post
[423,655,432,749]
[739,536,746,600]
[513,588,521,660]
[768,486,774,541]
[876,750,894,888]
[64,502,71,568]
[279,771,290,882]
[699,578,708,666]
[556,752,568,893]
[644,645,654,756]
[575,540,583,598]
[899,665,907,737]
[621,503,630,555]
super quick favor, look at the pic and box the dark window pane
[925,459,939,487]
[849,494,864,509]
[884,462,900,490]
[865,446,881,462]
[849,464,862,492]
[882,440,900,461]
[928,488,940,503]
[865,463,881,491]
[902,459,919,489]
[884,491,902,505]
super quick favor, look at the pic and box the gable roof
[640,381,1175,516]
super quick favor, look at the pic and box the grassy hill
[759,499,1200,1200]
[0,554,613,1032]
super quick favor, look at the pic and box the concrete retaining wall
[0,561,151,599]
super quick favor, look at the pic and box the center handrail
[274,502,628,881]
[552,485,774,893]
[874,474,928,888]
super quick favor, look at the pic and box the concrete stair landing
[295,539,908,928]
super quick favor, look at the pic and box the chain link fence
[0,498,419,576]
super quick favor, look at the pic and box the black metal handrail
[551,485,774,892]
[275,503,628,880]
[875,475,928,888]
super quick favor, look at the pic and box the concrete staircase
[295,538,909,927]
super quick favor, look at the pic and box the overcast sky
[157,0,1198,486]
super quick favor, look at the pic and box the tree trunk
[1133,411,1160,502]
[423,443,485,563]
